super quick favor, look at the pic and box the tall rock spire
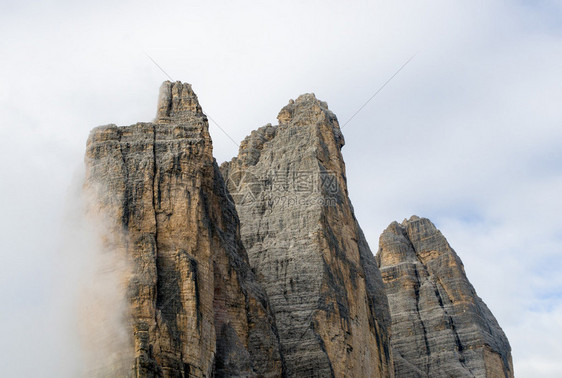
[84,82,283,377]
[377,216,514,377]
[156,81,204,121]
[221,93,394,377]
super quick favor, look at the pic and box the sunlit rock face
[84,81,513,378]
[85,81,283,377]
[377,216,514,378]
[221,94,394,377]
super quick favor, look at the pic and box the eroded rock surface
[376,216,513,377]
[84,81,514,378]
[85,81,283,377]
[221,94,393,377]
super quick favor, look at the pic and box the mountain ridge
[83,81,512,377]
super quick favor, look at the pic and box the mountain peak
[377,216,513,377]
[221,90,392,377]
[277,93,344,149]
[83,82,512,377]
[156,81,203,122]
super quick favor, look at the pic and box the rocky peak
[85,82,283,377]
[156,80,204,122]
[233,123,278,167]
[377,216,513,377]
[221,93,393,377]
[277,93,345,149]
[403,214,420,224]
[83,81,513,377]
[276,93,327,124]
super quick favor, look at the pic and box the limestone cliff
[220,94,393,377]
[84,81,513,378]
[84,81,283,377]
[376,216,513,377]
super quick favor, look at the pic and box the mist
[0,168,133,377]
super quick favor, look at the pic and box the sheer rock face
[84,81,283,377]
[220,94,394,377]
[376,216,513,378]
[84,81,513,378]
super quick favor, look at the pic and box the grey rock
[376,216,514,377]
[221,94,393,377]
[83,81,514,378]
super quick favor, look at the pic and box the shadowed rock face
[85,81,283,377]
[376,216,514,378]
[221,94,394,377]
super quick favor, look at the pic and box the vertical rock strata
[84,81,514,377]
[221,95,393,377]
[84,81,283,377]
[376,216,514,377]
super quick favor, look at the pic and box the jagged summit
[221,90,392,377]
[83,81,513,377]
[223,92,345,175]
[277,92,345,149]
[156,81,204,122]
[377,216,513,377]
[85,81,283,377]
[402,214,421,224]
[277,93,329,125]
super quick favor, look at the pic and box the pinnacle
[277,93,331,124]
[402,215,421,225]
[276,93,344,148]
[156,81,203,122]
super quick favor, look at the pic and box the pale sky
[1,1,562,376]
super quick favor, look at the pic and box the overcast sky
[1,0,561,376]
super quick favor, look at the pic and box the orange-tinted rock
[85,81,283,377]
